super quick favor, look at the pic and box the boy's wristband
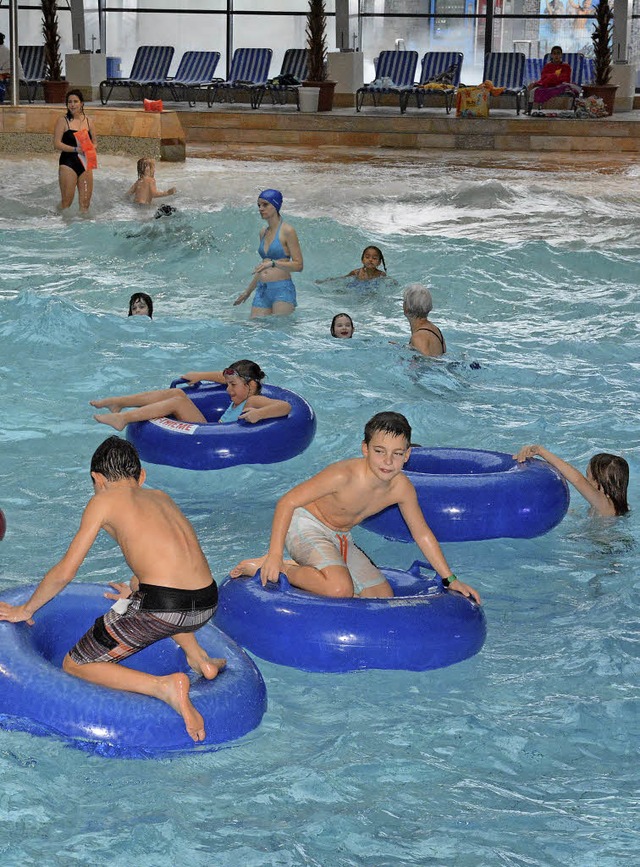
[442,574,458,587]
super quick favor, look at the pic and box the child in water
[513,445,629,517]
[91,359,291,430]
[331,313,355,338]
[128,292,153,318]
[346,246,387,281]
[128,157,176,205]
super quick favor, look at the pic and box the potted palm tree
[582,0,617,115]
[42,0,68,103]
[303,0,336,111]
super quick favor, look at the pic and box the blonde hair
[137,157,154,179]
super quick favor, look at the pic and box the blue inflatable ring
[360,448,569,543]
[0,583,267,757]
[215,561,486,673]
[126,380,316,470]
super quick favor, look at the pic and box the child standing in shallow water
[514,445,629,517]
[91,359,291,431]
[346,246,387,280]
[128,157,176,205]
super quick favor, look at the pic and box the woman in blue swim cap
[233,188,303,317]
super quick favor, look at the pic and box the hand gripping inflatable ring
[215,562,486,673]
[126,380,316,470]
[0,584,267,757]
[360,448,570,543]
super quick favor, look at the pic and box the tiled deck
[2,98,640,161]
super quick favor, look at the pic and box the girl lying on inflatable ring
[91,359,291,431]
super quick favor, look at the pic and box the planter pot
[303,79,336,112]
[43,80,69,104]
[582,83,618,116]
[299,86,320,112]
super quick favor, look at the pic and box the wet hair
[588,453,630,516]
[362,246,386,271]
[65,89,85,120]
[403,283,433,319]
[363,412,412,447]
[137,157,154,179]
[227,359,265,394]
[330,312,354,337]
[91,436,142,482]
[128,292,153,318]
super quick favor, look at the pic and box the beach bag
[73,128,98,171]
[456,86,489,118]
[143,98,164,112]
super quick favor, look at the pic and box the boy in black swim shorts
[0,436,224,742]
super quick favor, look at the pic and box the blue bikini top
[219,399,247,424]
[258,221,287,261]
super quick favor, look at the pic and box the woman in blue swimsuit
[234,189,303,317]
[53,89,97,212]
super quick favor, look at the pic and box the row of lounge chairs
[356,50,597,116]
[99,46,309,109]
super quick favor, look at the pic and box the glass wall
[1,0,638,88]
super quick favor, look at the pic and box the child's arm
[150,179,176,199]
[181,371,226,384]
[239,395,291,424]
[126,181,138,198]
[513,445,612,515]
[234,274,259,306]
[0,498,104,624]
[397,481,481,603]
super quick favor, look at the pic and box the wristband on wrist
[442,574,458,588]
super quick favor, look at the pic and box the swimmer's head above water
[331,313,355,338]
[258,189,283,214]
[90,436,143,483]
[223,359,265,394]
[128,292,153,318]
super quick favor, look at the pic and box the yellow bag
[456,87,489,118]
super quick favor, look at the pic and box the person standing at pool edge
[53,89,97,212]
[0,436,225,742]
[231,411,480,603]
[234,189,303,317]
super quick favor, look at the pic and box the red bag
[143,98,164,112]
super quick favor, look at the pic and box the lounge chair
[356,50,418,112]
[525,58,544,87]
[527,53,585,114]
[254,48,309,110]
[18,45,45,103]
[99,45,175,105]
[163,51,221,106]
[482,52,527,114]
[207,48,273,108]
[399,51,463,114]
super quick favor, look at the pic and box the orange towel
[73,128,97,171]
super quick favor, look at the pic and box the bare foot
[90,399,122,412]
[94,412,127,431]
[186,652,227,680]
[229,556,267,579]
[158,672,205,742]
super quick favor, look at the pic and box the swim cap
[258,189,283,212]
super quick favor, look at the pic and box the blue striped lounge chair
[164,51,221,106]
[525,58,544,86]
[583,58,595,85]
[356,50,418,112]
[527,52,585,113]
[400,51,463,114]
[482,52,527,114]
[207,48,273,108]
[18,45,45,103]
[99,45,175,105]
[254,48,309,110]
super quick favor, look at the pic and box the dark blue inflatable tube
[215,561,486,673]
[360,448,569,543]
[126,380,316,470]
[0,584,267,758]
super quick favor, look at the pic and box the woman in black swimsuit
[53,89,97,212]
[403,283,446,357]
